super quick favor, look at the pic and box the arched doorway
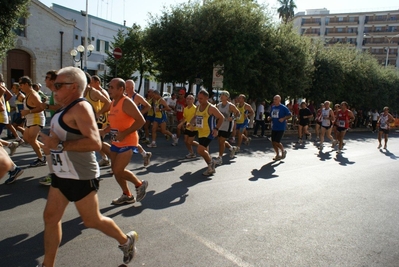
[7,49,31,89]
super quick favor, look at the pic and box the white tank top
[321,108,331,127]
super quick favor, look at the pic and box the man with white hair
[267,95,291,160]
[38,67,138,267]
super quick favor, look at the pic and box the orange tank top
[108,95,138,147]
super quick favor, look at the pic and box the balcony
[364,30,399,36]
[302,20,321,27]
[327,18,359,26]
[325,30,358,37]
[365,15,399,24]
[363,40,399,47]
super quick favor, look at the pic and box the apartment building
[293,8,399,68]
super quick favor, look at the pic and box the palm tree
[277,0,297,24]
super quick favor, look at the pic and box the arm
[40,101,102,152]
[92,89,111,116]
[115,99,145,141]
[160,98,171,112]
[209,105,225,137]
[278,107,292,123]
[245,103,254,118]
[229,104,240,122]
[21,92,45,116]
[134,94,151,115]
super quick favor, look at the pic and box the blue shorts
[154,114,167,124]
[145,115,154,122]
[236,120,249,132]
[110,144,139,154]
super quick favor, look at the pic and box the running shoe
[331,140,338,148]
[384,145,387,149]
[29,157,47,167]
[377,144,382,149]
[5,167,24,184]
[185,153,197,159]
[142,139,150,144]
[136,180,148,202]
[272,155,281,161]
[112,194,136,205]
[8,142,19,156]
[281,150,287,159]
[147,142,157,148]
[229,146,237,158]
[252,134,259,138]
[98,158,110,167]
[172,134,178,146]
[229,138,236,144]
[336,149,342,154]
[202,160,216,176]
[17,138,25,146]
[214,157,223,166]
[143,152,152,167]
[39,174,52,186]
[119,231,138,264]
[244,137,252,145]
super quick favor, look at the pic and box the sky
[39,0,399,27]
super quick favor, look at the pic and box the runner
[38,67,138,267]
[105,78,148,205]
[147,90,178,147]
[235,94,254,152]
[193,89,224,176]
[177,94,199,158]
[125,79,152,166]
[297,102,313,144]
[214,91,240,165]
[319,101,337,150]
[19,76,47,167]
[268,95,291,160]
[335,101,355,153]
[377,106,395,149]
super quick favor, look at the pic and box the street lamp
[70,44,94,69]
[384,34,399,67]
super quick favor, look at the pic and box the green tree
[104,25,153,93]
[0,0,29,62]
[277,0,297,24]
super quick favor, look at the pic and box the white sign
[212,64,224,88]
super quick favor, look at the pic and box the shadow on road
[379,148,398,160]
[100,169,212,219]
[334,153,356,166]
[248,161,282,181]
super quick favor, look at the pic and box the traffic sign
[212,64,223,88]
[113,47,122,59]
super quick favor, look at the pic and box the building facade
[293,9,399,68]
[0,0,76,92]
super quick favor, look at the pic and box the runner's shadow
[316,150,332,161]
[101,169,212,218]
[248,161,282,181]
[379,149,399,160]
[334,153,355,166]
[292,143,309,150]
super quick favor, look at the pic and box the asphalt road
[1,129,399,267]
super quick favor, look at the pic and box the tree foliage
[105,0,399,112]
[277,0,297,24]
[0,0,29,62]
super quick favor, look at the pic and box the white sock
[9,165,16,172]
[141,151,147,156]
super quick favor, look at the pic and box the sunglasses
[54,82,74,90]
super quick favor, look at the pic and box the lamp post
[70,44,94,70]
[385,34,399,67]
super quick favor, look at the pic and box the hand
[21,110,30,116]
[212,128,218,137]
[39,130,60,151]
[278,118,285,123]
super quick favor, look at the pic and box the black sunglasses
[54,82,74,90]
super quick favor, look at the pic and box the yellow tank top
[85,89,108,127]
[236,104,246,124]
[147,98,154,116]
[183,104,197,131]
[196,103,214,138]
[154,98,164,119]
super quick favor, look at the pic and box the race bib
[196,116,204,128]
[271,110,280,118]
[338,120,345,127]
[110,128,119,142]
[176,104,183,112]
[50,151,70,173]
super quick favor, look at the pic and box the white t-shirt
[167,98,176,110]
[256,104,264,121]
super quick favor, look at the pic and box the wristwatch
[57,141,64,152]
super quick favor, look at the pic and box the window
[349,17,355,22]
[337,28,343,33]
[375,27,382,32]
[96,40,110,53]
[338,17,344,22]
[13,17,26,37]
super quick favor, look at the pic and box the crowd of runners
[0,67,397,266]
